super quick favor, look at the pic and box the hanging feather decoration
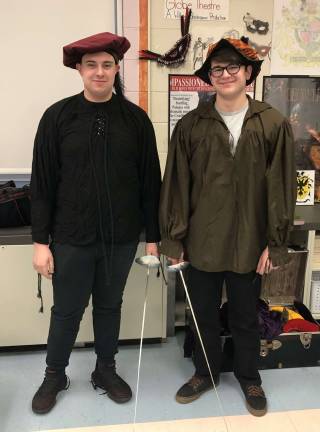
[139,8,192,66]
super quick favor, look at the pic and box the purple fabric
[258,299,283,339]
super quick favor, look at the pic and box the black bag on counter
[0,180,16,189]
[0,183,31,227]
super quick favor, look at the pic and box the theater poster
[168,74,255,138]
[262,76,320,203]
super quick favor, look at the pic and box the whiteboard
[0,0,118,174]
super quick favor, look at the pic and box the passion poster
[169,74,255,138]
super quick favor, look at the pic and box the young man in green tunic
[160,37,296,417]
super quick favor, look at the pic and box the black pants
[46,241,138,370]
[188,266,261,387]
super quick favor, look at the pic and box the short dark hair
[105,50,119,64]
[79,50,120,65]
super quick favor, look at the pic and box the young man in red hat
[160,37,296,416]
[31,32,161,414]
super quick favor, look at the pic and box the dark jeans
[46,240,138,370]
[188,266,262,387]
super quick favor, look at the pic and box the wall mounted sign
[164,0,229,21]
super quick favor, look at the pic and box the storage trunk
[185,247,320,370]
[221,331,320,372]
[220,248,320,370]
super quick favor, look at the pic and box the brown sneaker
[175,374,219,404]
[242,384,267,417]
[91,361,132,403]
[32,369,70,414]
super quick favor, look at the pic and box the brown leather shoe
[175,374,219,404]
[91,361,132,403]
[242,384,267,417]
[32,369,70,414]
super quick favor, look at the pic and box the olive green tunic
[159,96,296,273]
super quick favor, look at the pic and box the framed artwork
[262,76,320,203]
[168,74,256,139]
[296,170,315,205]
[271,0,320,75]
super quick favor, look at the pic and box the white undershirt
[215,102,249,156]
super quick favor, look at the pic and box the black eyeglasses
[208,64,243,78]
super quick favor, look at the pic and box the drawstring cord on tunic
[157,261,167,285]
[102,116,114,282]
[37,273,44,313]
[89,112,114,284]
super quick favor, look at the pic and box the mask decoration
[248,39,271,59]
[243,12,270,35]
[139,8,192,66]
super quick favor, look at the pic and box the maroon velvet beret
[63,32,130,68]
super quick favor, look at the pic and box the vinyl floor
[0,331,319,432]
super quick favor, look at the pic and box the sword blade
[133,266,150,426]
[178,269,230,432]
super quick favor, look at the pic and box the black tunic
[31,92,161,245]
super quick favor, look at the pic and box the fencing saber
[167,261,230,432]
[133,254,161,427]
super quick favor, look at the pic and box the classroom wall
[122,0,140,105]
[147,0,274,174]
[0,0,282,179]
[0,0,116,174]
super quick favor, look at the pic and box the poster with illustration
[169,74,255,138]
[271,0,320,75]
[263,76,320,203]
[296,170,315,205]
